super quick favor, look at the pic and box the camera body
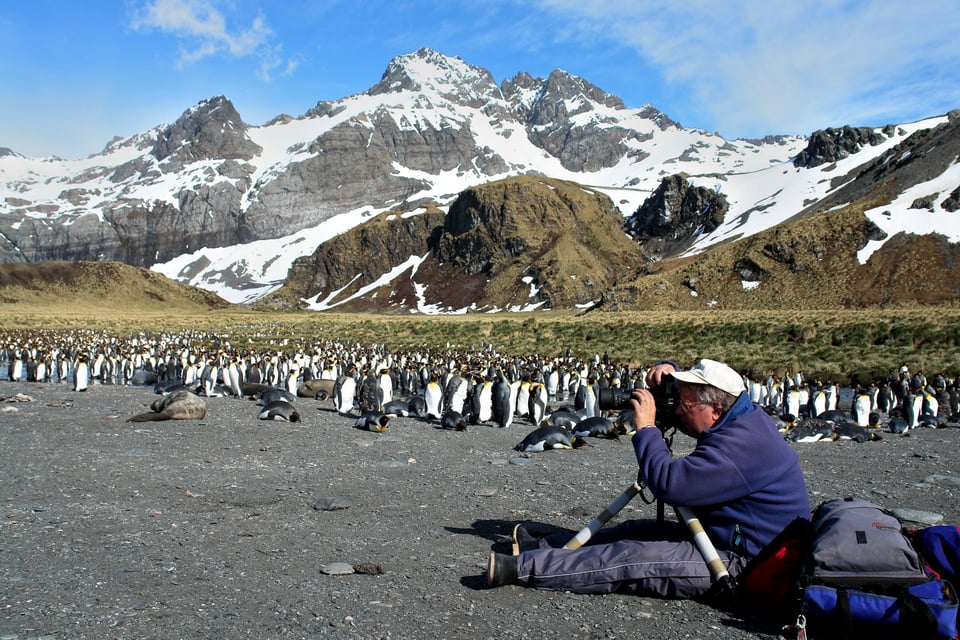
[595,378,680,430]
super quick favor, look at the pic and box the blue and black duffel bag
[798,497,958,639]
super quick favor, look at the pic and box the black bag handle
[898,586,939,639]
[835,585,940,639]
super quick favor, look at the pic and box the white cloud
[527,0,960,135]
[131,0,289,75]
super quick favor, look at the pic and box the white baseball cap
[670,359,745,397]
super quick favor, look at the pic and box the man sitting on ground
[488,358,810,598]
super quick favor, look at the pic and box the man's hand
[630,389,657,431]
[645,362,677,388]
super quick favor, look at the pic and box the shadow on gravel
[445,519,575,546]
[445,518,517,545]
[459,574,490,591]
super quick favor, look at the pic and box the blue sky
[2,0,958,160]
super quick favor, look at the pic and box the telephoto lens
[596,387,633,411]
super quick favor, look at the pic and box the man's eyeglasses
[678,400,708,412]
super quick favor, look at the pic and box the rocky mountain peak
[535,69,626,117]
[513,69,666,172]
[367,48,502,109]
[150,95,261,171]
[500,71,542,118]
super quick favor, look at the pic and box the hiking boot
[511,524,539,555]
[487,552,518,587]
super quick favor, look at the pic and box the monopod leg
[675,505,738,601]
[563,482,642,550]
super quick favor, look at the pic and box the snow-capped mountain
[1,48,958,309]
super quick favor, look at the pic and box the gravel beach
[2,380,958,639]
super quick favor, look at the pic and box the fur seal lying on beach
[128,390,207,422]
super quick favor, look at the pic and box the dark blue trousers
[516,519,747,598]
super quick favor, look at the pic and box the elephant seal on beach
[128,390,207,422]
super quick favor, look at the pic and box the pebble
[313,496,352,511]
[121,448,152,456]
[474,487,497,497]
[920,474,960,488]
[320,562,355,575]
[508,457,534,466]
[890,507,944,526]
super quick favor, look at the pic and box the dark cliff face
[624,174,729,258]
[271,208,446,309]
[793,125,889,168]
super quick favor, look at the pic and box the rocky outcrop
[793,125,888,168]
[624,174,729,258]
[271,208,446,309]
[803,112,960,215]
[266,176,647,311]
[942,186,960,212]
[430,176,645,309]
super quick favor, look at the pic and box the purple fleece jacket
[632,392,810,557]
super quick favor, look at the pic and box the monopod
[562,479,738,598]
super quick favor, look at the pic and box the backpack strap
[897,586,940,639]
[830,584,941,639]
[834,588,853,637]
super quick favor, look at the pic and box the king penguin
[514,424,586,452]
[492,373,514,428]
[443,371,468,415]
[905,390,923,429]
[334,373,357,415]
[474,378,494,424]
[527,382,548,426]
[227,360,243,398]
[424,376,444,420]
[516,379,531,420]
[378,368,394,405]
[201,361,218,397]
[582,382,598,418]
[785,388,801,420]
[546,367,560,401]
[853,389,872,427]
[922,389,940,421]
[10,352,23,381]
[74,355,89,392]
[441,410,468,431]
[286,366,300,396]
[809,386,827,418]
